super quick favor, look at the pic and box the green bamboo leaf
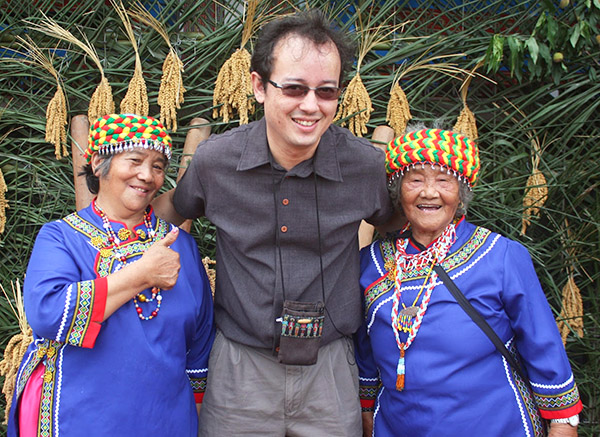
[570,21,581,48]
[526,36,539,64]
[546,16,558,49]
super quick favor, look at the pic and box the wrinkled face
[251,34,341,161]
[400,165,460,245]
[93,148,166,221]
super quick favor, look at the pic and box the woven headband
[385,128,480,186]
[84,114,172,164]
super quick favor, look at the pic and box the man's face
[251,34,341,165]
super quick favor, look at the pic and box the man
[155,9,393,436]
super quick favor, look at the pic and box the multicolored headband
[385,128,480,187]
[84,114,172,164]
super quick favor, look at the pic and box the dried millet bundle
[88,76,115,123]
[158,50,186,131]
[453,103,478,141]
[46,86,68,159]
[521,169,548,234]
[0,280,32,424]
[557,274,584,345]
[120,65,149,116]
[213,48,254,125]
[334,74,372,137]
[386,81,412,137]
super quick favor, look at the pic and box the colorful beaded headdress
[84,114,172,163]
[385,128,480,187]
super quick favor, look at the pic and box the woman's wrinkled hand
[548,422,578,437]
[138,227,181,290]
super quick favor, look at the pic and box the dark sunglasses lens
[281,84,309,97]
[315,87,340,100]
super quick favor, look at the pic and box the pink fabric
[18,362,44,437]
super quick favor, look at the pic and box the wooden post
[71,115,92,211]
[178,118,211,233]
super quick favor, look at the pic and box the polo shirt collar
[237,118,343,182]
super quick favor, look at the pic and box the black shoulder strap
[408,235,529,383]
[432,264,529,382]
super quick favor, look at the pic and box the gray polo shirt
[174,118,393,350]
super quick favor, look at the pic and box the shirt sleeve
[354,244,384,412]
[181,234,216,404]
[23,221,107,349]
[501,239,582,419]
[173,144,207,220]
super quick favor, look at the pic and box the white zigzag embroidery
[56,284,73,342]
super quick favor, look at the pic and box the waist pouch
[278,300,325,365]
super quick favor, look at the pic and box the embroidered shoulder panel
[63,212,170,277]
[364,227,492,313]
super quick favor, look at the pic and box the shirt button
[282,198,289,206]
[281,226,288,233]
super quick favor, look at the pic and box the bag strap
[408,235,529,383]
[432,264,529,382]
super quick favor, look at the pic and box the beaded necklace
[93,200,162,321]
[391,221,457,391]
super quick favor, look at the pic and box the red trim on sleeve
[81,277,107,349]
[539,400,583,420]
[360,399,375,409]
[194,392,204,404]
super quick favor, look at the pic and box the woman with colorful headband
[7,114,215,436]
[356,127,582,436]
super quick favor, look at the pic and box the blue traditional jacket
[8,204,215,437]
[355,219,582,436]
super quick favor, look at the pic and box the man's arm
[152,188,187,226]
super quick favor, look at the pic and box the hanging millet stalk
[13,35,68,159]
[112,0,149,116]
[213,0,259,125]
[0,280,33,424]
[129,2,185,130]
[30,16,115,123]
[556,220,584,345]
[521,137,548,234]
[335,74,372,137]
[453,61,482,141]
[386,80,412,136]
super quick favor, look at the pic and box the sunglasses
[268,80,342,101]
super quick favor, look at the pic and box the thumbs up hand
[138,227,181,290]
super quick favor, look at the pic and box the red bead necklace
[94,200,162,320]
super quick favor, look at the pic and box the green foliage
[0,0,598,434]
[484,0,600,83]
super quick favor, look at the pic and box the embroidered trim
[36,340,63,437]
[65,280,95,346]
[55,284,73,342]
[534,384,581,411]
[189,377,207,393]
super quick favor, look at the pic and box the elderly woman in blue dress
[8,114,215,437]
[356,127,582,436]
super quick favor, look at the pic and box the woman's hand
[362,411,374,437]
[137,227,181,290]
[103,228,181,320]
[548,422,577,437]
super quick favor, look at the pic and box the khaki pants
[198,330,362,437]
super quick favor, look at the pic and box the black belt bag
[278,300,325,365]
